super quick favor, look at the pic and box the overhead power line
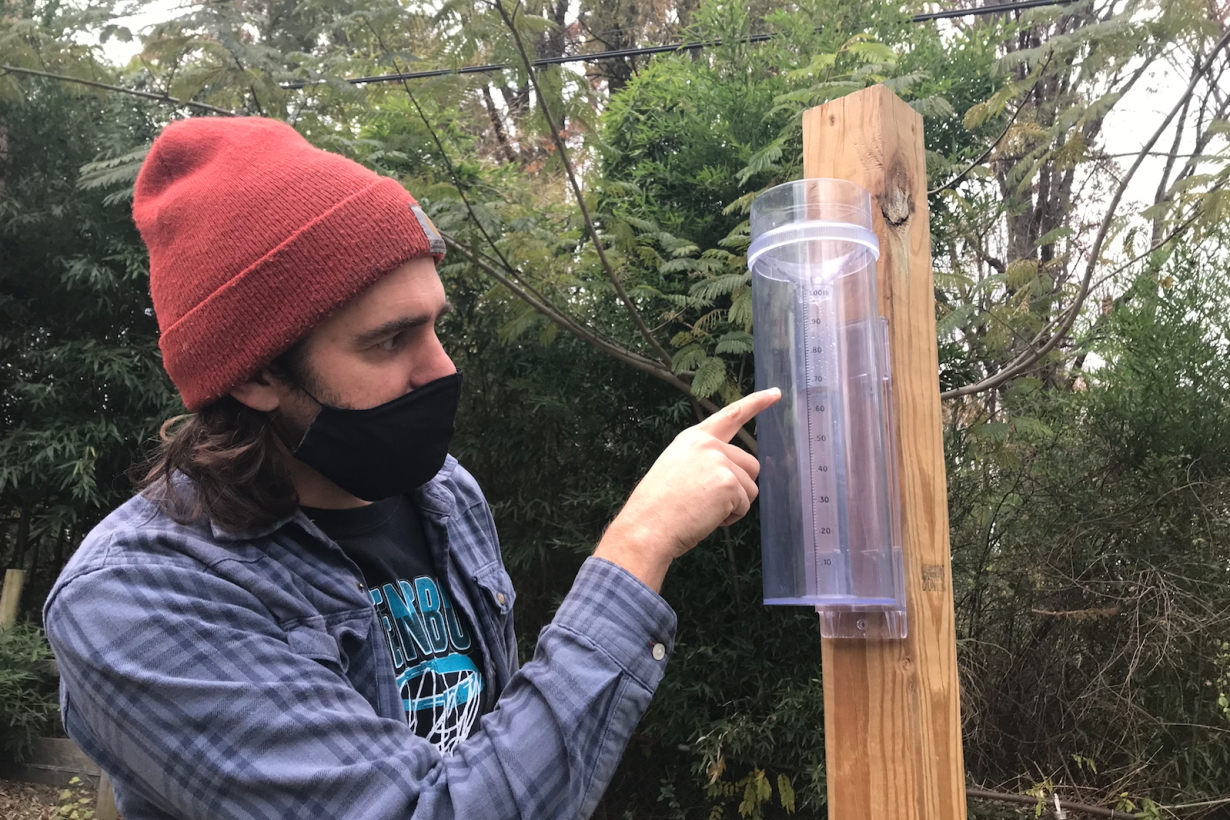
[282,0,1076,90]
[910,0,1071,21]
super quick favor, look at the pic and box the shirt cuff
[552,556,678,689]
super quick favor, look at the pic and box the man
[43,116,778,820]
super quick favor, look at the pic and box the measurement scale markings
[802,286,839,596]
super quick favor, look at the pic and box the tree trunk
[12,502,31,569]
[482,84,517,163]
[54,523,69,574]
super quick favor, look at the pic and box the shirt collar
[414,455,458,519]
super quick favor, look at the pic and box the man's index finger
[697,388,782,442]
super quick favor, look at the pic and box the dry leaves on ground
[0,780,61,820]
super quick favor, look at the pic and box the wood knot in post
[881,157,913,227]
[920,564,946,592]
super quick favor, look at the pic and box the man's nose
[416,335,457,387]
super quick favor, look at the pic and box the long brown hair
[138,346,310,533]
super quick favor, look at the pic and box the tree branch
[1154,69,1230,214]
[1151,72,1193,238]
[442,231,645,365]
[966,787,1135,819]
[940,26,1230,402]
[444,232,760,453]
[928,52,1052,197]
[232,56,266,117]
[1089,206,1205,294]
[369,18,758,451]
[1,64,237,116]
[367,26,534,290]
[444,232,723,398]
[1062,205,1209,369]
[372,42,617,348]
[492,0,676,370]
[481,83,517,163]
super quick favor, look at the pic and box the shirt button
[651,643,666,661]
[496,592,506,606]
[357,581,365,590]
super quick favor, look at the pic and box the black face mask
[291,371,463,502]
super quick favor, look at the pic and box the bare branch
[370,17,761,449]
[1162,795,1230,811]
[367,26,532,290]
[941,26,1230,402]
[1151,76,1193,225]
[1030,604,1123,619]
[1154,70,1230,211]
[445,233,759,452]
[929,52,1052,197]
[1089,206,1206,294]
[385,67,616,348]
[234,59,266,117]
[1064,206,1209,366]
[492,0,676,370]
[442,231,640,361]
[481,83,517,163]
[366,23,598,341]
[0,63,237,116]
[654,739,1151,819]
[967,786,1135,819]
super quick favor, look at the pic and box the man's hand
[594,388,782,592]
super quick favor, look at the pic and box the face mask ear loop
[266,407,310,454]
[280,373,335,442]
[260,365,330,452]
[267,357,329,409]
[268,370,327,453]
[289,379,328,409]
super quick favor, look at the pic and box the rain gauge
[749,178,907,640]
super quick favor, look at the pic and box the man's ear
[229,368,284,412]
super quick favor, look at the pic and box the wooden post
[802,85,965,819]
[96,771,119,820]
[0,568,26,629]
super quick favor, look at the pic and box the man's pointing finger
[697,388,782,443]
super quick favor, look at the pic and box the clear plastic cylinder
[749,178,906,640]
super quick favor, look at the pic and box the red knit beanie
[134,116,446,411]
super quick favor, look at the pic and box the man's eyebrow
[353,301,453,346]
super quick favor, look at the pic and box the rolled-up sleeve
[45,552,676,820]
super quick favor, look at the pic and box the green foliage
[2,0,1230,817]
[947,234,1230,805]
[0,71,179,614]
[596,0,1009,411]
[701,763,796,819]
[0,624,59,763]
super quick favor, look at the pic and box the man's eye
[377,334,403,352]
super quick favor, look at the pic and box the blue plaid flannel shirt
[43,456,677,820]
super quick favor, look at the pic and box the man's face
[268,256,456,430]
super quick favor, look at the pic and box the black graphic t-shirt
[304,496,484,754]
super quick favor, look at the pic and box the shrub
[0,623,60,763]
